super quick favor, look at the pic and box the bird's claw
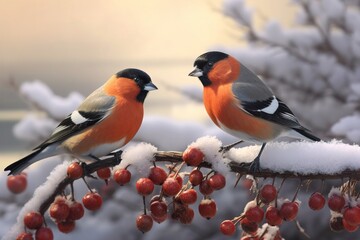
[239,157,261,174]
[219,145,231,154]
[80,162,98,179]
[113,150,123,165]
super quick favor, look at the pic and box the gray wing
[34,87,116,149]
[232,64,302,129]
[232,63,274,103]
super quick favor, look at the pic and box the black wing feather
[34,111,106,150]
[242,97,301,128]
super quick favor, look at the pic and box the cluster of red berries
[17,212,52,240]
[14,162,107,239]
[111,147,226,233]
[327,189,360,233]
[219,181,291,239]
[8,147,360,239]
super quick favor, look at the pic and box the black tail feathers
[293,128,321,142]
[4,148,43,175]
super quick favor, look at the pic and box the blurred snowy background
[1,0,360,239]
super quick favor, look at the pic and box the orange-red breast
[5,68,157,175]
[189,51,320,172]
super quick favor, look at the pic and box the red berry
[178,189,197,205]
[49,201,70,221]
[260,184,277,203]
[67,201,84,221]
[150,195,163,204]
[96,167,111,180]
[113,168,131,185]
[150,200,168,218]
[242,178,253,190]
[82,192,102,211]
[24,211,43,230]
[189,169,203,186]
[208,173,226,190]
[57,221,75,233]
[162,177,182,196]
[136,214,153,233]
[54,196,66,204]
[136,178,154,196]
[7,174,27,194]
[343,207,360,226]
[182,147,204,166]
[308,192,326,210]
[245,205,264,223]
[152,213,167,224]
[66,162,83,180]
[240,217,258,234]
[279,202,299,221]
[179,207,195,224]
[35,227,53,240]
[199,179,214,196]
[265,206,282,226]
[198,199,217,219]
[330,217,344,232]
[220,220,236,236]
[169,173,183,186]
[16,232,33,240]
[328,194,345,212]
[148,166,168,185]
[343,218,359,232]
[171,201,188,221]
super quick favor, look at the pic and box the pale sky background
[0,0,295,164]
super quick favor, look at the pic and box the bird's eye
[208,62,213,66]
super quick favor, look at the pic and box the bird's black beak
[188,67,203,77]
[144,82,158,91]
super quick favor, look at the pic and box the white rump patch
[70,111,88,125]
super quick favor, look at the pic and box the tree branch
[300,0,352,68]
[39,148,360,216]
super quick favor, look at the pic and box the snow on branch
[4,137,360,239]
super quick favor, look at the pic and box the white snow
[258,224,281,240]
[117,142,157,177]
[13,113,58,142]
[331,114,360,142]
[2,162,68,240]
[20,80,84,119]
[228,139,360,174]
[186,136,231,175]
[223,0,253,26]
[328,187,342,198]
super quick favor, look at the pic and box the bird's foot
[248,157,261,174]
[239,157,261,174]
[112,150,123,165]
[80,162,98,179]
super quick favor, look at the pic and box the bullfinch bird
[5,68,157,175]
[189,51,320,172]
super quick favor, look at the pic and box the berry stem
[143,196,147,215]
[292,180,303,202]
[233,173,243,188]
[70,182,75,201]
[82,177,93,193]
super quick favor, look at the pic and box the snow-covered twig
[34,139,360,219]
[5,137,360,238]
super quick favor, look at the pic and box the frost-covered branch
[221,0,360,144]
